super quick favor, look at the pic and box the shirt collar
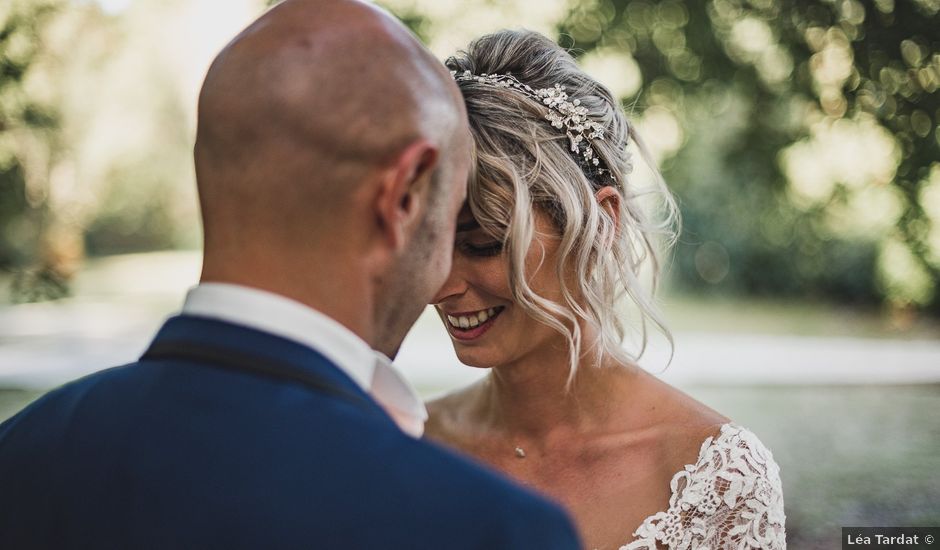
[180,283,427,436]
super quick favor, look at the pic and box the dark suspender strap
[141,340,378,414]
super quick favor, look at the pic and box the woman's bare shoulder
[629,370,732,468]
[637,369,730,427]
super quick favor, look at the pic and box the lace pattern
[621,423,786,550]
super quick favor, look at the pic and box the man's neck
[200,254,377,348]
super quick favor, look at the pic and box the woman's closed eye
[456,239,504,257]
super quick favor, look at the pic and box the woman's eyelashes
[456,239,504,257]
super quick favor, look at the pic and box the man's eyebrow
[456,219,480,232]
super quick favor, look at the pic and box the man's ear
[374,139,439,251]
[595,186,621,235]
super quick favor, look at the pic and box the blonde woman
[426,30,786,550]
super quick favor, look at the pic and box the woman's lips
[444,306,504,341]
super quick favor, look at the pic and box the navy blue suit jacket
[0,315,580,549]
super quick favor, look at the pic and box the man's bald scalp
[194,0,464,248]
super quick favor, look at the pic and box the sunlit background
[1,0,939,548]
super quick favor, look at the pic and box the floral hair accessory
[451,70,616,181]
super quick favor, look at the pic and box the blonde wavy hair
[445,30,679,383]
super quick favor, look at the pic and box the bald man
[0,1,580,548]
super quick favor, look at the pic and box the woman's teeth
[447,307,501,329]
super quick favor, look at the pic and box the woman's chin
[453,350,499,370]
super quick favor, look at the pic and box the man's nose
[430,253,470,304]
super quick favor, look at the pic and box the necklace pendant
[514,446,526,458]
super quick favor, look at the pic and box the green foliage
[557,0,940,311]
[84,159,184,256]
[0,0,62,275]
[4,0,935,313]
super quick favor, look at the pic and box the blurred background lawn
[1,0,939,548]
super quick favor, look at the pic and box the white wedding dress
[620,423,786,549]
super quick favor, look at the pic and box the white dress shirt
[180,283,427,437]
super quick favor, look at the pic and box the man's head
[194,0,470,356]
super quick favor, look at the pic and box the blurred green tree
[0,0,69,301]
[117,0,940,315]
[556,0,940,312]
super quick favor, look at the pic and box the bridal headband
[450,70,615,181]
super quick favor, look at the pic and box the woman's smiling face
[431,203,569,369]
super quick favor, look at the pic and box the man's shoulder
[0,362,136,432]
[0,363,581,549]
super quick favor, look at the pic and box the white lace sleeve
[622,424,787,550]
